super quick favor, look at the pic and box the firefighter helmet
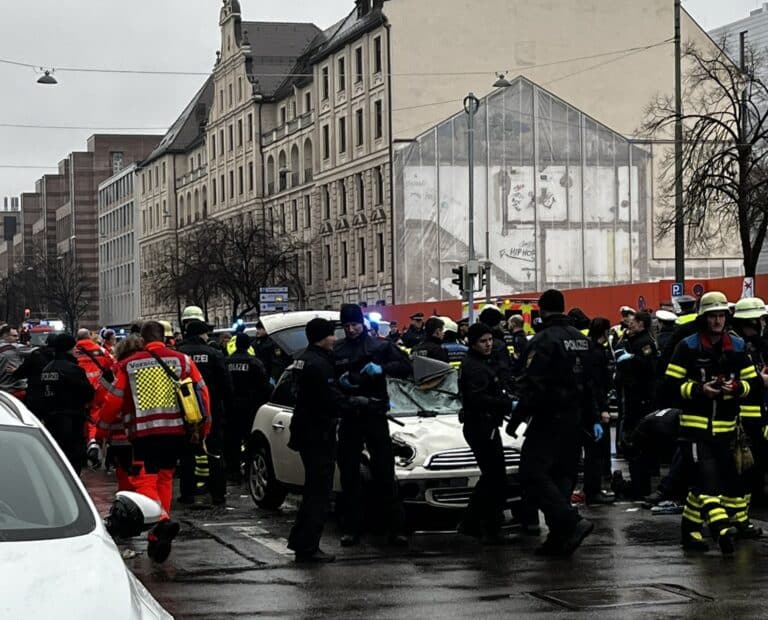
[698,291,730,316]
[181,305,204,323]
[733,297,767,321]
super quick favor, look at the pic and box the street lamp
[463,92,480,325]
[37,69,57,85]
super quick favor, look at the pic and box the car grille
[424,447,521,470]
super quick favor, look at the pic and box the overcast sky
[0,0,764,200]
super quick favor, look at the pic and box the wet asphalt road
[84,470,768,619]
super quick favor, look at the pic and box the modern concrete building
[17,135,160,326]
[138,0,736,322]
[98,164,140,328]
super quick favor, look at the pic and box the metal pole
[464,93,479,324]
[674,0,685,285]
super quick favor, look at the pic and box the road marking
[232,525,292,557]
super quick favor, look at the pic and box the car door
[265,370,304,486]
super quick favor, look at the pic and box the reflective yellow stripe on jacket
[740,405,762,419]
[666,363,686,379]
[680,414,708,430]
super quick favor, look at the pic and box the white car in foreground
[0,393,172,620]
[245,312,524,513]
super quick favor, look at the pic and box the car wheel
[248,443,287,510]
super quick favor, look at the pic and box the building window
[220,174,225,202]
[374,36,382,73]
[228,125,234,151]
[322,185,330,219]
[292,200,298,231]
[279,204,286,233]
[322,66,329,100]
[142,173,146,193]
[237,119,243,146]
[325,244,332,280]
[338,117,346,154]
[338,57,346,92]
[374,100,383,139]
[322,125,330,160]
[291,100,297,118]
[305,91,312,112]
[238,166,244,194]
[357,173,365,210]
[228,83,233,107]
[306,250,312,285]
[377,232,385,272]
[339,179,347,214]
[356,109,364,146]
[229,171,234,198]
[154,166,158,186]
[341,241,348,278]
[219,129,224,156]
[212,179,217,206]
[355,47,363,83]
[238,77,242,101]
[247,113,253,141]
[358,237,366,274]
[280,106,287,125]
[219,89,224,109]
[162,162,166,185]
[304,195,311,228]
[248,162,254,191]
[375,166,384,205]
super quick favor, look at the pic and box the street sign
[260,302,288,313]
[742,277,755,299]
[671,282,684,297]
[259,293,288,303]
[260,286,288,294]
[692,283,704,297]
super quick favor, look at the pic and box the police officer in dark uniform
[411,317,450,363]
[401,312,426,348]
[287,318,351,563]
[615,311,658,498]
[458,323,516,544]
[478,306,513,386]
[254,320,289,382]
[15,333,56,417]
[226,333,271,480]
[508,315,529,377]
[38,334,95,474]
[334,303,412,547]
[176,319,234,505]
[508,289,599,556]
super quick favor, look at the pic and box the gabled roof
[242,21,321,98]
[141,76,214,166]
[271,4,386,100]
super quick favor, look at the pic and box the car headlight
[391,433,417,467]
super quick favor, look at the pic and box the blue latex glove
[616,351,635,363]
[339,372,357,390]
[361,362,383,376]
[593,423,604,442]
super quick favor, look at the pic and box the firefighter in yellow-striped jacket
[665,292,764,554]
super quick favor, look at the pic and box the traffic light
[451,265,466,293]
[478,263,490,291]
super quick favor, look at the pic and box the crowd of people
[3,286,767,563]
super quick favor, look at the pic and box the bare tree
[642,40,768,276]
[44,253,92,332]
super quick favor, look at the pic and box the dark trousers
[179,425,226,501]
[224,400,256,476]
[45,414,86,474]
[461,419,507,535]
[337,413,404,536]
[583,422,610,498]
[520,427,581,536]
[288,439,337,554]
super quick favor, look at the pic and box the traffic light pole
[464,93,479,325]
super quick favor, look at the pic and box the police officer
[654,310,678,383]
[507,315,529,376]
[411,317,450,363]
[614,310,658,498]
[226,322,256,356]
[334,303,412,547]
[508,289,598,556]
[440,317,468,370]
[456,318,470,345]
[226,333,271,479]
[176,319,234,505]
[254,320,288,382]
[458,323,516,544]
[287,318,349,563]
[38,334,95,473]
[665,291,763,553]
[401,312,426,348]
[478,306,514,385]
